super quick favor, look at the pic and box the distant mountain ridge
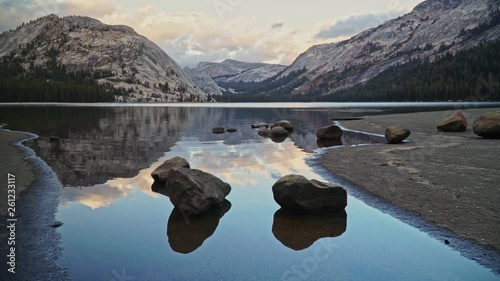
[230,0,500,99]
[185,59,287,95]
[0,15,207,102]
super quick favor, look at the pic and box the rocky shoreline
[319,108,500,269]
[0,130,68,281]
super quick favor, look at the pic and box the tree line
[0,58,121,102]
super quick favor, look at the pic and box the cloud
[315,11,401,39]
[0,1,309,67]
[101,7,302,66]
[0,0,116,31]
[271,22,283,30]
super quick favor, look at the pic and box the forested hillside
[0,57,122,102]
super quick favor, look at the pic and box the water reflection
[0,106,388,188]
[272,209,347,251]
[317,138,343,148]
[167,200,232,254]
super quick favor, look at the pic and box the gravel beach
[321,108,500,251]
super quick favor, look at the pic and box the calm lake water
[1,103,500,281]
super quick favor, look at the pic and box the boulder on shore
[272,175,347,213]
[317,125,343,140]
[151,157,190,183]
[473,112,500,139]
[437,111,467,132]
[271,120,293,132]
[166,167,231,215]
[385,126,411,144]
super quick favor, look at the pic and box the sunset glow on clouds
[0,0,423,66]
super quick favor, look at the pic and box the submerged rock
[473,112,500,139]
[385,126,411,144]
[258,127,271,137]
[251,123,269,129]
[437,111,467,132]
[151,157,190,183]
[212,127,225,134]
[51,221,64,228]
[272,175,347,213]
[272,209,347,250]
[166,167,231,215]
[317,125,343,140]
[167,200,231,254]
[271,120,293,132]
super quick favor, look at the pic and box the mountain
[224,0,500,100]
[0,15,207,102]
[185,59,287,95]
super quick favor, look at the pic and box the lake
[1,102,499,281]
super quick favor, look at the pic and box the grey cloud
[271,22,283,29]
[0,0,62,32]
[315,11,400,39]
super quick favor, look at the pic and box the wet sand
[320,108,500,251]
[0,130,35,216]
[0,130,68,280]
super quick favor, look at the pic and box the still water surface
[1,103,499,281]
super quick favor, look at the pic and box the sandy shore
[320,108,500,252]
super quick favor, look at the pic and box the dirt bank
[321,108,500,251]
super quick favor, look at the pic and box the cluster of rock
[252,120,294,143]
[151,157,231,215]
[315,123,411,145]
[151,156,348,216]
[437,111,500,138]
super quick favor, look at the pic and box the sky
[0,0,424,67]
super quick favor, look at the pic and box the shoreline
[317,107,500,273]
[0,130,69,281]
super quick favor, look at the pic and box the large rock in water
[473,112,500,139]
[271,120,293,132]
[385,126,411,144]
[166,167,231,215]
[317,125,343,140]
[151,157,190,183]
[270,127,288,143]
[272,175,347,213]
[437,111,467,132]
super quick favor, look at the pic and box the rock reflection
[272,209,347,251]
[167,200,231,254]
[316,138,343,148]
